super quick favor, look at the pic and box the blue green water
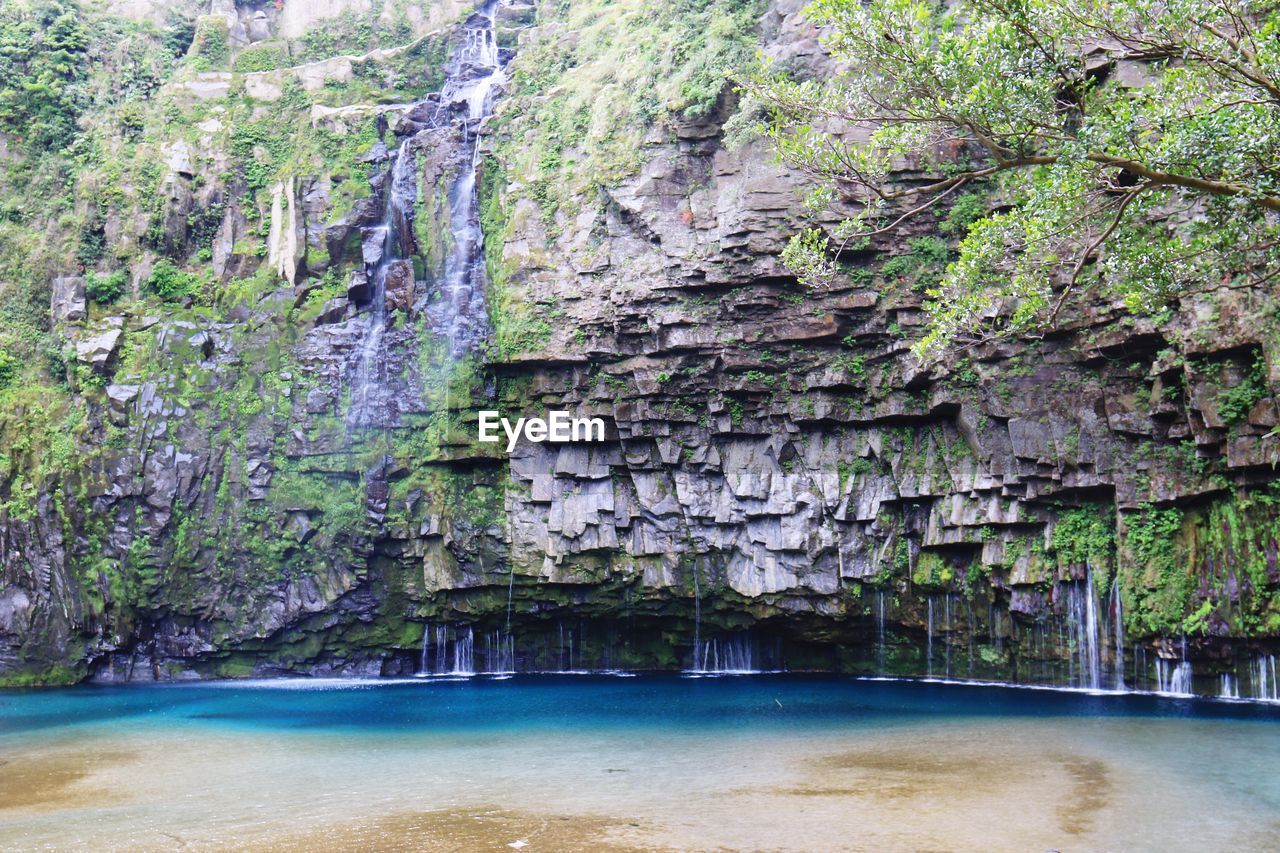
[4,674,1280,736]
[3,676,1280,850]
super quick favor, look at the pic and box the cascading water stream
[348,143,415,429]
[346,0,512,429]
[1058,567,1106,690]
[484,630,515,674]
[1155,638,1193,695]
[348,3,519,672]
[1084,569,1101,689]
[416,624,478,676]
[429,1,505,362]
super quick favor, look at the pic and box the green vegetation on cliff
[495,0,764,229]
[747,0,1280,356]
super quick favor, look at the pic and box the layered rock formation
[0,0,1278,696]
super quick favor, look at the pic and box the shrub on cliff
[86,270,128,305]
[189,16,229,70]
[234,44,288,73]
[0,350,17,390]
[146,260,200,303]
[746,0,1280,356]
[0,1,91,153]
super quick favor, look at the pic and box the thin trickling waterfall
[348,143,414,428]
[427,1,506,364]
[417,624,477,676]
[1220,673,1240,699]
[876,591,887,673]
[1252,655,1278,701]
[452,625,475,675]
[943,593,952,677]
[544,623,580,673]
[483,630,515,674]
[1156,659,1193,695]
[1110,579,1125,690]
[691,564,702,670]
[1065,567,1103,690]
[418,623,430,675]
[1084,573,1100,688]
[926,596,934,677]
[689,634,757,674]
[964,598,975,676]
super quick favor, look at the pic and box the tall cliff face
[0,0,1278,694]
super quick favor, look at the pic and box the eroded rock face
[51,276,86,325]
[74,320,124,370]
[1,0,1278,692]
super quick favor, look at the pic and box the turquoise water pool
[2,676,1278,850]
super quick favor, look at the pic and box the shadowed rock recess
[1,0,1279,697]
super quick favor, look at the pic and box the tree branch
[836,179,970,252]
[1046,187,1144,327]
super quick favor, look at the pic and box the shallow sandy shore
[4,714,1280,852]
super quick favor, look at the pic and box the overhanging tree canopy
[744,0,1280,357]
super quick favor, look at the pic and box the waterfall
[926,596,934,677]
[688,633,757,674]
[1081,571,1101,689]
[964,598,975,676]
[1063,568,1103,690]
[1152,636,1193,695]
[416,624,478,676]
[1252,655,1278,701]
[1220,673,1240,699]
[344,1,513,427]
[452,625,475,675]
[484,630,515,674]
[499,558,516,673]
[691,564,701,671]
[505,564,515,634]
[943,593,952,677]
[1156,659,1193,695]
[347,143,414,429]
[1171,662,1193,695]
[1110,579,1125,690]
[428,1,506,360]
[418,623,430,675]
[875,591,886,673]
